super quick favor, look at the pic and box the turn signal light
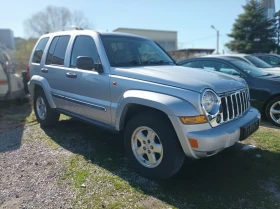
[188,138,199,148]
[179,115,207,125]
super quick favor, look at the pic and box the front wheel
[124,112,185,180]
[265,97,280,127]
[34,89,60,126]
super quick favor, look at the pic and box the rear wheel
[34,89,59,126]
[265,97,280,127]
[124,112,185,180]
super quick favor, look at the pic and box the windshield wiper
[143,60,174,65]
[258,73,273,77]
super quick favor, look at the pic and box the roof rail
[63,26,83,31]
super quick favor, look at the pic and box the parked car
[28,29,260,179]
[205,54,280,76]
[0,50,25,101]
[178,56,280,127]
[254,53,280,67]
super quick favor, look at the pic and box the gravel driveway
[0,103,73,209]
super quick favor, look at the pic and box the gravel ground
[0,123,74,209]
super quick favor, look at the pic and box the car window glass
[216,62,240,76]
[32,37,49,64]
[182,61,198,68]
[230,60,268,77]
[198,60,217,71]
[101,35,174,67]
[46,35,70,65]
[245,55,272,68]
[71,35,100,68]
[52,36,70,65]
[46,36,59,65]
[261,56,280,66]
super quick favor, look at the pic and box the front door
[62,35,112,125]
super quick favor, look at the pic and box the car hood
[113,65,246,94]
[259,67,280,76]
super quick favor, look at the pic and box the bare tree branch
[24,5,92,37]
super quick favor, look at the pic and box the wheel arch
[28,75,56,108]
[115,90,200,131]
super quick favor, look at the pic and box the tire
[34,89,60,126]
[265,97,280,127]
[124,111,185,180]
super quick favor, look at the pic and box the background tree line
[14,1,280,73]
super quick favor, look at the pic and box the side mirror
[76,56,104,73]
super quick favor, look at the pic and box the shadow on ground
[0,101,32,152]
[42,118,280,209]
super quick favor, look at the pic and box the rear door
[61,35,112,125]
[42,35,71,109]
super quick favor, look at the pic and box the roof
[177,56,240,64]
[169,48,215,53]
[40,29,149,40]
[113,27,177,33]
[204,54,249,58]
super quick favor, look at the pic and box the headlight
[202,90,220,115]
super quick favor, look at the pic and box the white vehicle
[205,54,280,76]
[0,63,8,98]
[0,51,25,101]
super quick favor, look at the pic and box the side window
[198,60,217,71]
[182,61,198,68]
[32,37,49,63]
[46,35,70,66]
[262,56,279,66]
[46,37,59,65]
[216,62,240,76]
[70,35,99,68]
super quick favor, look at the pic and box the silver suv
[28,29,261,179]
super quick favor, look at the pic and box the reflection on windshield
[101,35,175,67]
[230,60,269,77]
[245,55,272,68]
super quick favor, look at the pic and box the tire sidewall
[265,97,280,127]
[124,113,185,179]
[34,89,58,126]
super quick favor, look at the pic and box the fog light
[216,114,221,123]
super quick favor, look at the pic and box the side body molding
[115,90,200,131]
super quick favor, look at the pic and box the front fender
[28,75,56,108]
[115,90,200,131]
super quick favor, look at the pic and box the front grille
[220,89,250,123]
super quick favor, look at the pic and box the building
[0,29,15,50]
[246,0,275,19]
[260,0,275,19]
[113,27,177,51]
[168,48,215,61]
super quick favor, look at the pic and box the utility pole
[211,25,219,54]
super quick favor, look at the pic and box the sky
[0,0,279,52]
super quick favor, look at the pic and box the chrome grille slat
[224,97,229,122]
[235,93,239,116]
[219,89,249,125]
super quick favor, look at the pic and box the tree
[24,6,92,37]
[225,0,278,54]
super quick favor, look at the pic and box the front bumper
[169,107,261,159]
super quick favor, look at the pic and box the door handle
[41,68,48,73]
[66,72,77,78]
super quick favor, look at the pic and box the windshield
[245,55,272,68]
[101,35,175,67]
[230,60,270,77]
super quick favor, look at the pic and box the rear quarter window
[31,37,49,64]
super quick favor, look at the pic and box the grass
[1,102,280,208]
